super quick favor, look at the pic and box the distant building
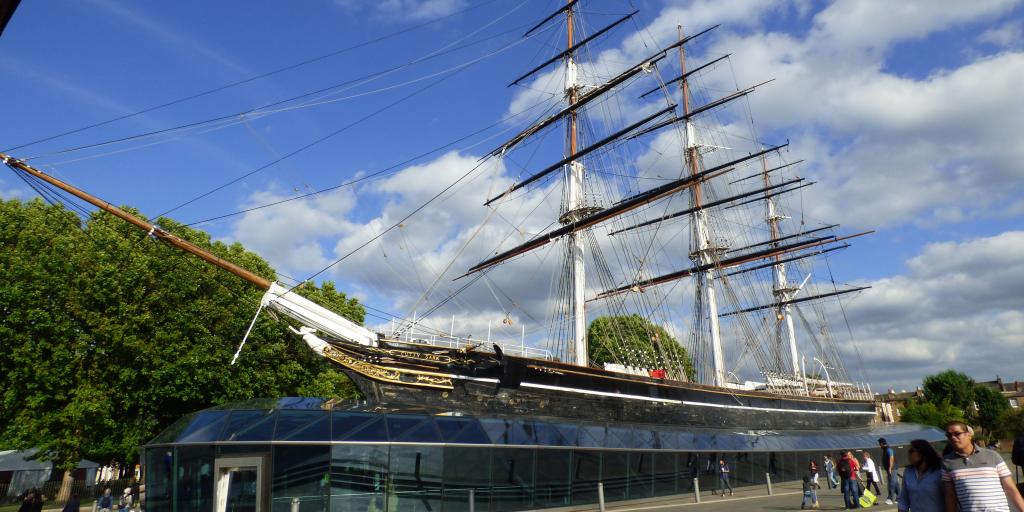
[874,376,1023,423]
[875,388,925,422]
[0,449,99,500]
[976,376,1024,410]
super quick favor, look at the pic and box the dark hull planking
[322,338,877,430]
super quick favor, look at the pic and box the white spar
[260,282,378,348]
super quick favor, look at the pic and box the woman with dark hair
[898,439,944,512]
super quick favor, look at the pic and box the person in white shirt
[863,452,881,496]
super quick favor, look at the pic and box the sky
[1,0,1022,392]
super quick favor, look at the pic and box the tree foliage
[0,199,363,471]
[587,315,695,381]
[973,384,1010,434]
[922,370,975,411]
[900,399,967,429]
[905,369,1011,436]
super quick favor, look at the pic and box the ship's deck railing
[380,320,553,361]
[761,371,874,400]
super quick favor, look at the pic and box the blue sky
[2,0,1023,391]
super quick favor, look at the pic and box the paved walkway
[604,482,898,512]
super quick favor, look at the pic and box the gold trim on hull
[323,345,454,390]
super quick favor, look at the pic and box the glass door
[215,456,266,512]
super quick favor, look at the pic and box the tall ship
[2,2,878,430]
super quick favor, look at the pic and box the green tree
[922,370,974,411]
[900,399,966,429]
[972,384,1010,434]
[997,408,1024,439]
[587,315,695,381]
[0,199,362,487]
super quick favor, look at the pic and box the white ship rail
[762,371,874,400]
[381,317,553,360]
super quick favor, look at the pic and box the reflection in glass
[389,446,442,512]
[653,452,676,497]
[628,452,655,499]
[442,447,491,512]
[271,445,329,512]
[602,451,628,501]
[491,448,534,511]
[176,445,215,512]
[145,447,173,512]
[534,449,570,508]
[331,444,388,512]
[224,469,258,512]
[571,450,601,504]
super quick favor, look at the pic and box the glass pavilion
[142,398,943,512]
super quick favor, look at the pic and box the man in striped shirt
[942,421,1024,512]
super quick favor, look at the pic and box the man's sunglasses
[946,431,967,439]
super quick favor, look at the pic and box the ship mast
[762,156,801,381]
[563,1,588,366]
[678,26,725,387]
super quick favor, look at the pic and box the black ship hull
[321,338,877,430]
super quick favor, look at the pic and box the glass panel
[602,451,628,501]
[178,411,228,443]
[733,452,754,486]
[628,452,654,499]
[271,445,330,512]
[442,447,491,512]
[606,427,634,449]
[144,448,173,512]
[480,419,534,445]
[175,445,215,512]
[332,412,376,441]
[680,453,701,494]
[577,425,605,448]
[532,421,571,446]
[220,411,276,442]
[388,446,442,512]
[343,416,389,442]
[570,450,601,505]
[150,415,193,444]
[436,417,490,444]
[389,418,441,443]
[491,448,534,511]
[330,444,388,512]
[698,452,717,495]
[385,415,424,440]
[274,410,329,441]
[653,452,676,497]
[533,449,570,508]
[225,469,258,512]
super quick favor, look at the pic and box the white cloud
[978,20,1024,48]
[334,0,467,22]
[843,231,1024,390]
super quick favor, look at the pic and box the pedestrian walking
[801,474,820,509]
[16,490,35,512]
[118,487,132,511]
[879,437,900,505]
[62,493,81,512]
[840,450,861,509]
[897,439,943,512]
[942,421,1024,512]
[29,489,43,512]
[824,455,840,489]
[862,452,881,496]
[98,488,114,512]
[809,459,820,487]
[715,459,733,496]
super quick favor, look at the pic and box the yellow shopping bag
[859,488,877,508]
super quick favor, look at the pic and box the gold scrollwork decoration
[323,345,454,390]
